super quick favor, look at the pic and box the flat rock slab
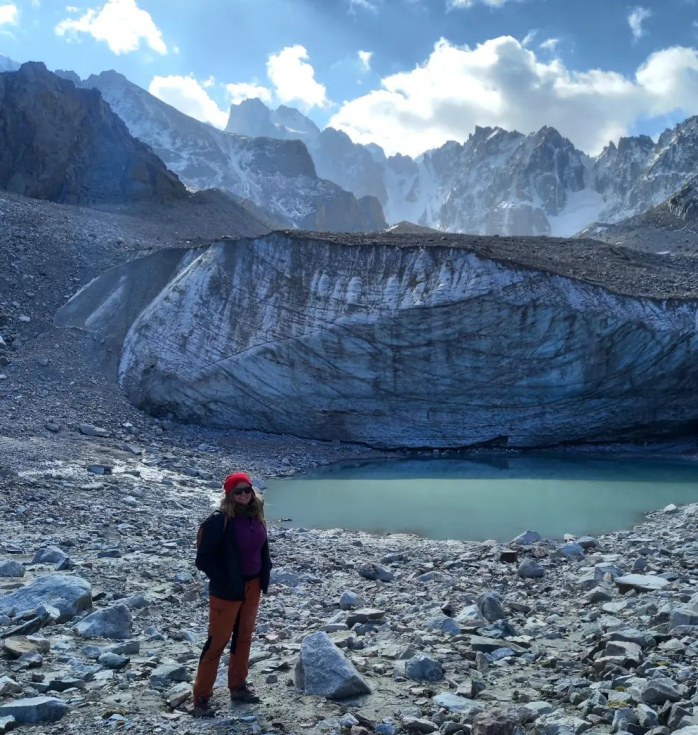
[295,631,370,699]
[0,696,68,724]
[0,574,92,622]
[433,692,480,712]
[470,636,525,654]
[2,636,45,659]
[346,608,385,627]
[615,574,670,593]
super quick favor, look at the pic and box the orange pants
[193,578,261,701]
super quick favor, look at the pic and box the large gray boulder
[0,575,91,622]
[295,631,370,699]
[0,696,68,724]
[57,232,698,449]
[518,559,545,579]
[0,560,24,578]
[478,592,507,623]
[670,607,698,630]
[405,654,444,682]
[31,547,68,565]
[74,604,132,640]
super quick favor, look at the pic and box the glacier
[56,232,698,449]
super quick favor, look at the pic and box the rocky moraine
[2,432,698,735]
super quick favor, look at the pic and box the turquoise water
[264,454,698,541]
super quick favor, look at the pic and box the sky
[3,0,698,157]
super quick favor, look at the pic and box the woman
[192,471,272,717]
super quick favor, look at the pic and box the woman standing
[193,472,272,717]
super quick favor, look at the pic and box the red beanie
[223,472,253,495]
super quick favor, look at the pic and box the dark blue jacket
[196,511,272,601]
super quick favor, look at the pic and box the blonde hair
[219,491,266,525]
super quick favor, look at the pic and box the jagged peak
[85,69,130,86]
[318,126,353,143]
[233,97,272,112]
[532,125,566,144]
[616,134,655,154]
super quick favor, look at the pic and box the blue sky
[3,0,698,156]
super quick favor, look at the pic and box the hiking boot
[192,697,216,718]
[230,681,261,703]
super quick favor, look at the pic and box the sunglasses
[232,486,253,496]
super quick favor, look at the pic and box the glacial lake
[264,454,698,541]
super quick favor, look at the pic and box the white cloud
[522,30,538,47]
[349,0,380,12]
[540,37,559,52]
[449,0,518,7]
[149,75,228,128]
[0,4,18,25]
[55,0,167,55]
[358,50,373,73]
[225,81,273,104]
[628,6,652,41]
[267,45,329,109]
[329,36,698,157]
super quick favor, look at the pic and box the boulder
[149,663,192,688]
[405,654,444,682]
[0,560,24,578]
[615,575,670,593]
[477,592,507,622]
[0,678,21,696]
[556,542,585,559]
[295,631,370,698]
[98,652,130,669]
[346,608,385,627]
[670,608,698,630]
[636,704,659,729]
[74,603,132,640]
[0,575,92,622]
[2,636,48,659]
[456,604,488,629]
[358,564,393,582]
[472,710,528,735]
[512,531,542,545]
[270,568,301,587]
[31,546,68,564]
[605,640,642,666]
[641,678,681,705]
[577,536,599,550]
[518,559,545,579]
[0,696,68,725]
[339,591,364,610]
[427,616,461,636]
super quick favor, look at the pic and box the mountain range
[226,97,698,238]
[75,71,385,233]
[2,51,698,239]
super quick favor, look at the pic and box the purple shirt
[234,517,267,578]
